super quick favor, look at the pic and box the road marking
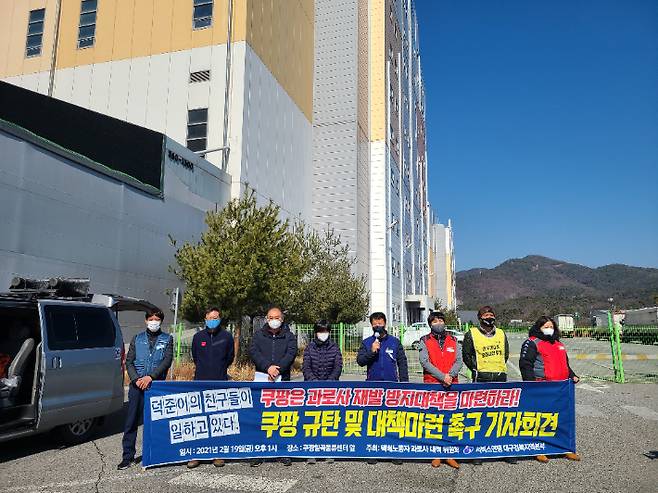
[622,405,658,421]
[576,404,605,417]
[508,353,657,360]
[169,472,298,492]
[577,383,609,393]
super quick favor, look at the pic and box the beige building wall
[0,0,313,119]
[1,1,315,223]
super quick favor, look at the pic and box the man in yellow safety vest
[462,306,509,383]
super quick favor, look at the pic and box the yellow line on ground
[509,353,658,360]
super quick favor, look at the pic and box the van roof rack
[5,277,91,300]
[2,277,162,313]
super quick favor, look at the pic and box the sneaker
[366,459,377,465]
[213,459,225,467]
[117,459,132,470]
[431,459,441,468]
[470,459,482,465]
[565,453,581,461]
[281,457,292,466]
[306,458,316,464]
[187,460,201,469]
[326,458,334,463]
[535,455,549,463]
[445,459,460,469]
[504,458,518,464]
[250,459,263,467]
[392,460,403,465]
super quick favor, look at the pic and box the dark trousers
[121,384,144,461]
[473,371,507,383]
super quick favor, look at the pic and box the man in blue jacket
[357,311,408,465]
[187,307,235,469]
[357,312,409,382]
[118,308,172,470]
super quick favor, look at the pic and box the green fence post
[611,315,625,383]
[339,322,345,355]
[607,311,621,383]
[464,323,472,381]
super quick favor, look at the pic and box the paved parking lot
[1,381,657,493]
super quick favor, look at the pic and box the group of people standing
[117,304,580,471]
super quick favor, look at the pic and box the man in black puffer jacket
[302,320,343,381]
[249,307,298,382]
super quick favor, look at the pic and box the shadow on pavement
[0,401,128,464]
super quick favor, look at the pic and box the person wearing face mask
[357,312,408,465]
[419,312,462,388]
[462,306,509,384]
[187,307,235,469]
[419,311,462,469]
[190,307,235,381]
[462,306,514,465]
[118,309,172,470]
[249,306,298,467]
[301,320,343,465]
[302,320,343,382]
[357,312,409,383]
[519,315,580,463]
[249,307,298,384]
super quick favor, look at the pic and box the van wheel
[54,417,98,445]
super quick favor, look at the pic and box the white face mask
[317,332,329,342]
[268,319,282,330]
[541,327,554,337]
[146,321,161,333]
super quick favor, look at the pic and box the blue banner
[142,380,576,467]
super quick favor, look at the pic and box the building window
[193,0,213,29]
[186,108,208,152]
[77,0,97,49]
[26,9,45,57]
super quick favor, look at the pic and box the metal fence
[168,314,658,383]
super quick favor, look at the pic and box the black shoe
[250,459,263,467]
[392,460,403,465]
[117,459,132,470]
[281,457,292,466]
[367,459,377,465]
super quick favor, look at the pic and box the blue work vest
[134,332,170,378]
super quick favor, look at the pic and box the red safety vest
[530,336,569,381]
[423,334,459,384]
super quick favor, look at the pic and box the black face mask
[373,325,386,338]
[430,323,446,334]
[481,317,495,328]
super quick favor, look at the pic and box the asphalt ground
[1,378,657,493]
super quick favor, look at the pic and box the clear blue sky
[415,0,658,271]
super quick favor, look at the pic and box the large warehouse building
[0,81,231,330]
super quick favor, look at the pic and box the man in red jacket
[419,311,462,469]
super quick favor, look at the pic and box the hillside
[456,255,658,323]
